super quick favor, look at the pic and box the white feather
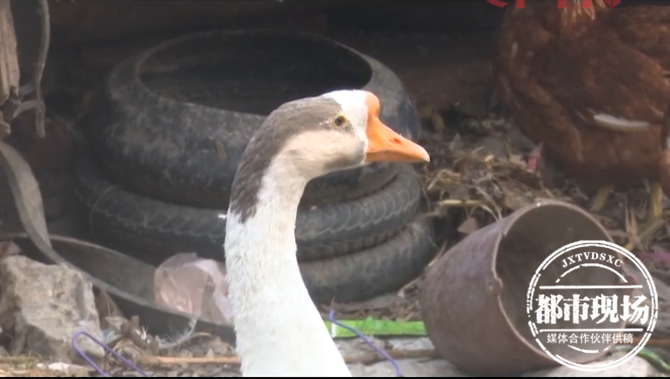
[593,113,650,132]
[225,154,351,377]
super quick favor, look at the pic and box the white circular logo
[527,240,658,372]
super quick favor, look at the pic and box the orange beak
[363,93,430,163]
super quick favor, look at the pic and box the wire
[328,309,403,377]
[72,330,149,377]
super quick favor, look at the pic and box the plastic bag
[153,253,234,325]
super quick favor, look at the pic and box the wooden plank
[0,0,19,105]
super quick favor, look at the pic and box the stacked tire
[75,31,436,304]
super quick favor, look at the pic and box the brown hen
[494,0,670,233]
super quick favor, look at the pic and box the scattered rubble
[0,255,103,364]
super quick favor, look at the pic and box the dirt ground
[2,21,670,377]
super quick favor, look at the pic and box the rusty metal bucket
[419,199,635,375]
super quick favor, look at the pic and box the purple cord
[328,309,403,377]
[72,330,149,377]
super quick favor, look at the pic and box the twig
[436,199,484,208]
[136,348,438,366]
[0,356,39,364]
[633,336,670,348]
[138,355,240,365]
[623,196,664,252]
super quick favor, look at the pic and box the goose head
[290,89,430,176]
[236,89,429,185]
[229,89,430,222]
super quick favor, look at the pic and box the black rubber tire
[73,155,423,263]
[302,213,436,303]
[86,30,422,209]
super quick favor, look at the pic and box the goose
[224,89,430,377]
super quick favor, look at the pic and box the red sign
[486,0,620,8]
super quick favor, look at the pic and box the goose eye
[333,115,347,127]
